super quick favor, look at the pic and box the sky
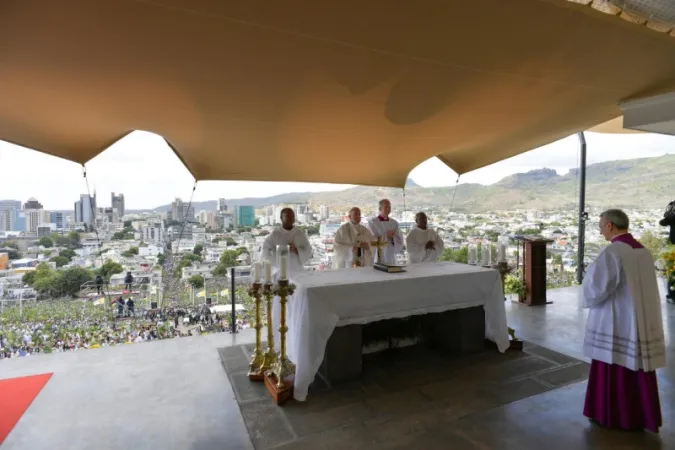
[1,131,674,210]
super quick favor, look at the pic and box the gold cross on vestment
[371,236,388,264]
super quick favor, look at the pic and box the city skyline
[1,131,675,210]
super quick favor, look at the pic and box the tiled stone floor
[220,342,590,450]
[1,284,673,449]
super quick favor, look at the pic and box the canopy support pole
[576,132,587,284]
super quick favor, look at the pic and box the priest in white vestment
[406,212,444,264]
[262,208,312,279]
[333,207,374,269]
[582,209,665,433]
[366,199,403,265]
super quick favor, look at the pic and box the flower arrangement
[659,245,675,290]
[504,273,527,298]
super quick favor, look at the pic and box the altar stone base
[317,306,485,387]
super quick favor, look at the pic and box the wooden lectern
[513,236,554,306]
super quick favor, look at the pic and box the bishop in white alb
[333,208,374,269]
[581,209,664,433]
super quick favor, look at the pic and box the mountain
[151,155,675,213]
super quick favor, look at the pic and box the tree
[112,231,134,240]
[97,260,124,281]
[193,244,204,256]
[123,220,132,229]
[304,225,320,236]
[38,236,54,248]
[59,249,76,260]
[516,228,541,235]
[50,255,70,267]
[188,275,205,289]
[4,241,19,250]
[68,231,82,248]
[22,271,37,286]
[157,253,166,265]
[213,250,240,276]
[440,244,496,264]
[59,267,93,297]
[121,246,139,258]
[440,246,469,263]
[225,237,237,246]
[174,253,202,277]
[258,230,270,236]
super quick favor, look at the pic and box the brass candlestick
[494,261,511,301]
[259,282,277,372]
[247,281,264,379]
[270,279,296,389]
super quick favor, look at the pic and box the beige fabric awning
[2,0,675,188]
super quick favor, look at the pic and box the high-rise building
[234,205,255,227]
[198,211,219,230]
[23,197,43,210]
[111,192,125,217]
[171,198,184,222]
[15,211,26,232]
[319,205,330,220]
[50,212,65,230]
[25,209,42,234]
[0,200,21,211]
[297,204,308,215]
[0,200,21,231]
[74,194,97,225]
[171,198,195,223]
[141,222,165,245]
[218,198,228,212]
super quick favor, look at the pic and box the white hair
[600,209,629,230]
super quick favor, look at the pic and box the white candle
[498,244,506,263]
[482,243,490,266]
[468,246,477,265]
[264,261,272,282]
[280,255,288,280]
[252,262,261,282]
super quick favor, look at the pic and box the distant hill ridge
[148,154,675,213]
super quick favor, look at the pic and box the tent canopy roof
[2,0,675,188]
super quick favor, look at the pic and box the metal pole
[577,131,587,284]
[230,267,237,333]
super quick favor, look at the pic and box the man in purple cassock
[582,209,665,432]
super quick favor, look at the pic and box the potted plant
[504,273,527,302]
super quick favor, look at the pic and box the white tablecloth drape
[271,262,510,401]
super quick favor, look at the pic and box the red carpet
[0,373,53,444]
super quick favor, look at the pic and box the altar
[273,262,510,402]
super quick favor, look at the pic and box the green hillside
[153,154,675,213]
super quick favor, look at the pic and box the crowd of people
[0,301,248,360]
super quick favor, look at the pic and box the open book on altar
[373,262,406,273]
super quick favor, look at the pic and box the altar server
[333,207,374,268]
[407,212,444,264]
[582,209,665,432]
[366,199,403,265]
[262,208,312,279]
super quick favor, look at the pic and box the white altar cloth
[272,262,510,401]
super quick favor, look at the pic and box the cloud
[2,131,675,209]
